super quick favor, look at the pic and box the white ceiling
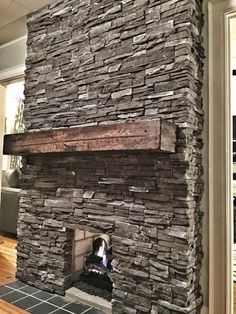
[0,0,54,28]
[0,0,55,45]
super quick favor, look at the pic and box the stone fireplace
[3,0,205,313]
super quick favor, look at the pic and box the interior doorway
[0,78,24,236]
[0,77,24,286]
[208,1,236,313]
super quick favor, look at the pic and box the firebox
[72,230,112,302]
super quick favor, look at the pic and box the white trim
[0,85,6,202]
[225,11,234,314]
[0,35,27,50]
[208,1,236,313]
[0,65,25,82]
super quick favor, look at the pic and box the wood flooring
[0,233,27,314]
[0,300,28,314]
[0,234,17,286]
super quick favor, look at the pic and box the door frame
[208,1,235,313]
[0,85,6,189]
[0,65,25,83]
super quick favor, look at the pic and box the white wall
[0,36,26,75]
[0,86,6,194]
[0,16,27,46]
[230,19,236,116]
[0,36,26,195]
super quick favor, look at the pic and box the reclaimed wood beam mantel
[3,119,176,156]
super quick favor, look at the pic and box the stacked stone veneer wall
[17,0,204,313]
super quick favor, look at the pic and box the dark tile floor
[0,280,103,314]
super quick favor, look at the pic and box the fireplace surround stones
[16,149,203,313]
[6,0,205,313]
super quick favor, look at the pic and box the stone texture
[17,0,205,313]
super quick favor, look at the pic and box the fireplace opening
[72,230,113,302]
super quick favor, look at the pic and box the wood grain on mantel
[3,119,176,156]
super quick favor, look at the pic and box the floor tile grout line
[47,299,93,314]
[2,286,28,297]
[0,288,28,298]
[1,283,98,313]
[11,293,61,309]
[3,285,26,291]
[26,300,49,311]
[48,306,75,314]
[0,293,75,313]
[18,286,40,292]
[5,284,27,290]
[28,298,79,314]
[1,289,62,310]
[1,287,55,304]
[81,307,94,314]
[0,291,16,298]
[22,293,74,311]
[12,295,34,304]
[25,296,64,310]
[33,296,73,307]
[1,285,75,309]
[60,299,78,308]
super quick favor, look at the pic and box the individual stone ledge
[109,63,121,72]
[98,178,126,185]
[56,188,84,198]
[157,296,203,313]
[164,226,189,239]
[124,268,149,279]
[110,87,132,98]
[90,21,112,38]
[101,4,122,17]
[43,219,64,228]
[44,199,73,208]
[128,186,149,193]
[150,260,169,278]
[83,191,95,199]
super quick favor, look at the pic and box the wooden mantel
[3,119,176,156]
